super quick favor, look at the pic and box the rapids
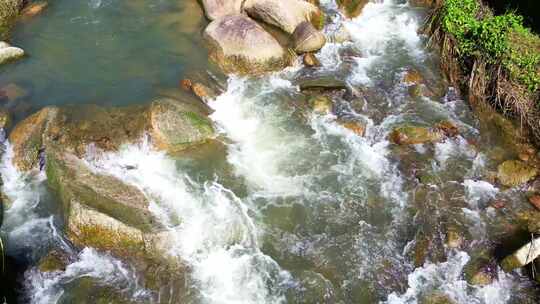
[0,0,539,303]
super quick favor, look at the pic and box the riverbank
[423,0,540,146]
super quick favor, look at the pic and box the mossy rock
[38,249,69,273]
[148,98,215,153]
[497,160,538,187]
[336,0,369,18]
[389,125,444,145]
[57,277,134,304]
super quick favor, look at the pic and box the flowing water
[0,0,539,303]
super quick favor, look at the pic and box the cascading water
[1,0,539,303]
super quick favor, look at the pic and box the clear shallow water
[0,0,210,108]
[1,0,539,303]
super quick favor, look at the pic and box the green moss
[183,111,214,135]
[440,0,540,92]
[70,224,144,259]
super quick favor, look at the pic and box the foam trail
[85,139,288,304]
[25,247,149,304]
[209,76,308,197]
[385,251,513,304]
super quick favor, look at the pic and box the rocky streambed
[0,0,539,303]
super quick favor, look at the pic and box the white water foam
[385,251,513,304]
[209,76,308,197]
[25,247,148,304]
[0,143,55,258]
[84,139,289,304]
[344,0,424,85]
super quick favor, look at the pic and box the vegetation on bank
[425,0,540,144]
[0,0,22,39]
[441,0,539,91]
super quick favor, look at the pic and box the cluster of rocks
[0,0,48,66]
[199,0,327,74]
[0,92,215,301]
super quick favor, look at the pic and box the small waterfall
[84,139,289,303]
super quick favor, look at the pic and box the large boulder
[243,0,321,34]
[9,99,215,171]
[199,0,243,21]
[203,14,287,74]
[0,0,23,39]
[292,21,326,53]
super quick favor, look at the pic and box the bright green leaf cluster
[441,0,540,92]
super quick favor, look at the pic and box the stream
[0,0,539,303]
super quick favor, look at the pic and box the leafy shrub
[441,0,540,91]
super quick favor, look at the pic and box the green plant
[440,0,540,92]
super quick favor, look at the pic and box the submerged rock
[389,125,444,145]
[0,83,28,101]
[199,0,243,21]
[57,277,136,304]
[310,95,332,114]
[20,1,48,19]
[203,14,287,75]
[497,160,538,187]
[403,68,424,85]
[243,0,320,34]
[501,237,540,272]
[0,42,24,65]
[339,120,365,136]
[292,21,326,53]
[336,0,369,18]
[0,108,11,129]
[38,249,70,273]
[435,120,459,138]
[463,250,496,286]
[420,293,456,304]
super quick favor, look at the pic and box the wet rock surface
[203,14,287,75]
[244,0,320,34]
